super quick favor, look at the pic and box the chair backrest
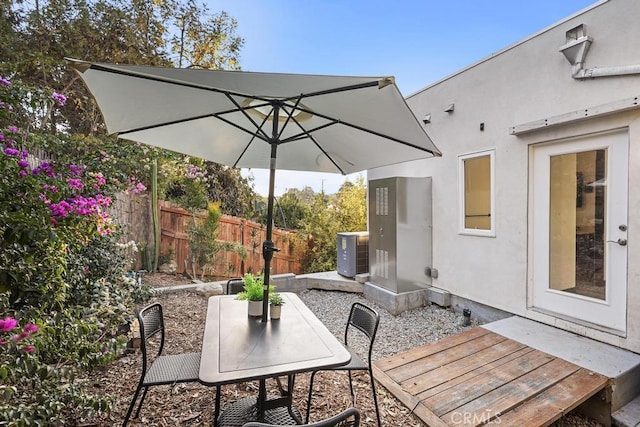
[242,407,360,427]
[345,303,379,361]
[226,278,245,295]
[137,303,166,373]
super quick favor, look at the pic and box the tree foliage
[296,177,367,273]
[274,190,311,230]
[1,0,243,135]
[0,0,256,217]
[187,201,246,280]
[0,77,150,424]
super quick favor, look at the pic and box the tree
[204,161,257,217]
[170,0,243,69]
[273,190,311,230]
[334,176,367,231]
[187,201,246,280]
[0,0,244,134]
[297,178,367,273]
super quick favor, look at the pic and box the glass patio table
[199,292,351,426]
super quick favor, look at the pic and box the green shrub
[0,76,147,424]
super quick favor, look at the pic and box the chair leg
[214,386,221,427]
[305,371,318,424]
[347,370,356,401]
[133,386,149,420]
[122,385,143,427]
[368,368,381,427]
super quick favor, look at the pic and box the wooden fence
[158,201,302,278]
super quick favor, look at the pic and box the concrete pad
[482,316,640,378]
[297,271,363,293]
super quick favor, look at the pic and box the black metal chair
[242,407,360,427]
[226,277,245,295]
[123,303,217,426]
[306,303,381,427]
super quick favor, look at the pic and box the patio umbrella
[67,58,441,322]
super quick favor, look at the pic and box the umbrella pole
[262,104,280,322]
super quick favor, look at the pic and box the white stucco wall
[370,0,640,352]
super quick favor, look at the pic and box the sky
[210,0,599,197]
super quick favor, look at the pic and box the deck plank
[486,369,609,426]
[373,328,610,427]
[387,331,507,384]
[415,346,535,401]
[403,338,525,395]
[439,357,580,426]
[425,349,555,416]
[374,327,490,371]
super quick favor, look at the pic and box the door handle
[607,238,627,246]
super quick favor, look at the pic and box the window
[459,150,495,236]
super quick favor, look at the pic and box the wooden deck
[373,327,609,426]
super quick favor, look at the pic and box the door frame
[529,129,629,333]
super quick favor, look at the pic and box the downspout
[560,36,640,79]
[573,65,640,79]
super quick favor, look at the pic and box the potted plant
[269,292,285,320]
[235,273,273,317]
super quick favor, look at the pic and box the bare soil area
[78,273,601,426]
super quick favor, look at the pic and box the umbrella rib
[118,113,214,135]
[284,115,347,175]
[281,80,381,102]
[224,92,271,141]
[88,63,269,101]
[231,109,274,168]
[116,92,273,142]
[285,106,439,155]
[277,96,303,141]
[117,112,270,144]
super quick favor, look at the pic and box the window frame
[458,149,496,237]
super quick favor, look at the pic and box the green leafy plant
[235,273,273,302]
[269,292,284,306]
[186,200,247,280]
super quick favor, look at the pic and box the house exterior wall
[369,0,640,352]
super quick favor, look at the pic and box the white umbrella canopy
[67,58,441,321]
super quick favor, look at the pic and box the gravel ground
[298,289,474,360]
[79,274,602,426]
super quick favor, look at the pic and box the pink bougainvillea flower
[3,147,20,156]
[52,92,67,107]
[69,164,83,176]
[0,317,18,332]
[67,178,84,190]
[23,345,36,353]
[23,323,38,334]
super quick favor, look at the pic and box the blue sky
[211,0,599,196]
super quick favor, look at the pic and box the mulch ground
[77,273,601,426]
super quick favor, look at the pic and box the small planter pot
[270,304,282,320]
[248,300,263,317]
